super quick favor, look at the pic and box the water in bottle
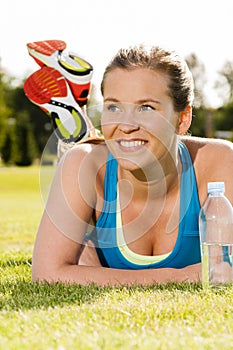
[199,182,233,288]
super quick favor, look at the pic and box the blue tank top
[89,141,201,269]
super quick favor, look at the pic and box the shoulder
[181,135,233,162]
[60,142,108,171]
[59,141,109,190]
[181,136,233,203]
[54,142,109,204]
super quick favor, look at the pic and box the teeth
[120,140,145,147]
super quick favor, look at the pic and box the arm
[33,215,201,286]
[33,221,201,286]
[33,214,201,286]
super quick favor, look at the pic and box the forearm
[32,263,201,286]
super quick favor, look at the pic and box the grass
[1,165,233,349]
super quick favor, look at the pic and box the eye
[105,103,121,112]
[138,104,155,112]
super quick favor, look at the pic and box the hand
[210,261,233,284]
[179,263,202,283]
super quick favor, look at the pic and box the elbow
[31,268,49,283]
[31,249,62,283]
[31,268,46,283]
[31,261,55,283]
[31,260,76,284]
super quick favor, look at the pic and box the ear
[177,105,192,135]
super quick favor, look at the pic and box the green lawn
[1,166,233,350]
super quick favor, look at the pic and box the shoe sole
[24,66,88,143]
[27,40,93,106]
[27,40,67,60]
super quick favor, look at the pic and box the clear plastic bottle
[199,182,233,287]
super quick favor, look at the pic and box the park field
[0,166,233,349]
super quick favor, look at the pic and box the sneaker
[24,66,91,143]
[27,40,93,106]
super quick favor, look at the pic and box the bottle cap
[207,182,225,194]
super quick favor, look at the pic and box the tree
[185,53,209,137]
[8,83,52,155]
[189,106,207,137]
[1,118,17,164]
[185,53,207,108]
[14,111,38,166]
[0,64,12,150]
[215,60,233,104]
[214,101,233,140]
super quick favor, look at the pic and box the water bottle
[199,182,233,288]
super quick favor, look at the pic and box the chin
[117,157,141,170]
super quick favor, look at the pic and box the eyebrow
[104,98,119,103]
[104,98,162,104]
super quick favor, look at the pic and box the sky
[1,0,233,107]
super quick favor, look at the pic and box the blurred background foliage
[0,52,233,166]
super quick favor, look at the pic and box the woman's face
[101,68,180,172]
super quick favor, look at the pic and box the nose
[118,112,140,133]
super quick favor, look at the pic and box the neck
[118,144,181,200]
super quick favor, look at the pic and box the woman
[32,45,233,285]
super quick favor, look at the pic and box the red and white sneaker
[27,40,93,106]
[24,66,93,143]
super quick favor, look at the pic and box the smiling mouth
[118,139,147,150]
